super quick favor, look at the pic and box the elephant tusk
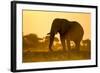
[47,33,50,35]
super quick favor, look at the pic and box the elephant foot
[62,48,67,52]
[63,49,67,52]
[77,50,80,55]
[67,51,71,59]
[49,48,53,52]
[76,48,80,53]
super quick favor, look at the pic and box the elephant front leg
[60,35,66,51]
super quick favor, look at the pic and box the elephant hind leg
[66,39,71,51]
[74,40,80,53]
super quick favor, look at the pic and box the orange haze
[23,10,91,40]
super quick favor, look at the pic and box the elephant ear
[60,20,71,34]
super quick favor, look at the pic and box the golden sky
[23,10,91,40]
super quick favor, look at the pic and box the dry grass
[23,48,90,63]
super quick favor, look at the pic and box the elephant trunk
[49,33,55,51]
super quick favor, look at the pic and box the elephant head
[48,18,84,52]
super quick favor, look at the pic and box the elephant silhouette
[48,18,84,52]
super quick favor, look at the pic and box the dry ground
[23,48,90,63]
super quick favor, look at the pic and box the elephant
[48,18,84,52]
